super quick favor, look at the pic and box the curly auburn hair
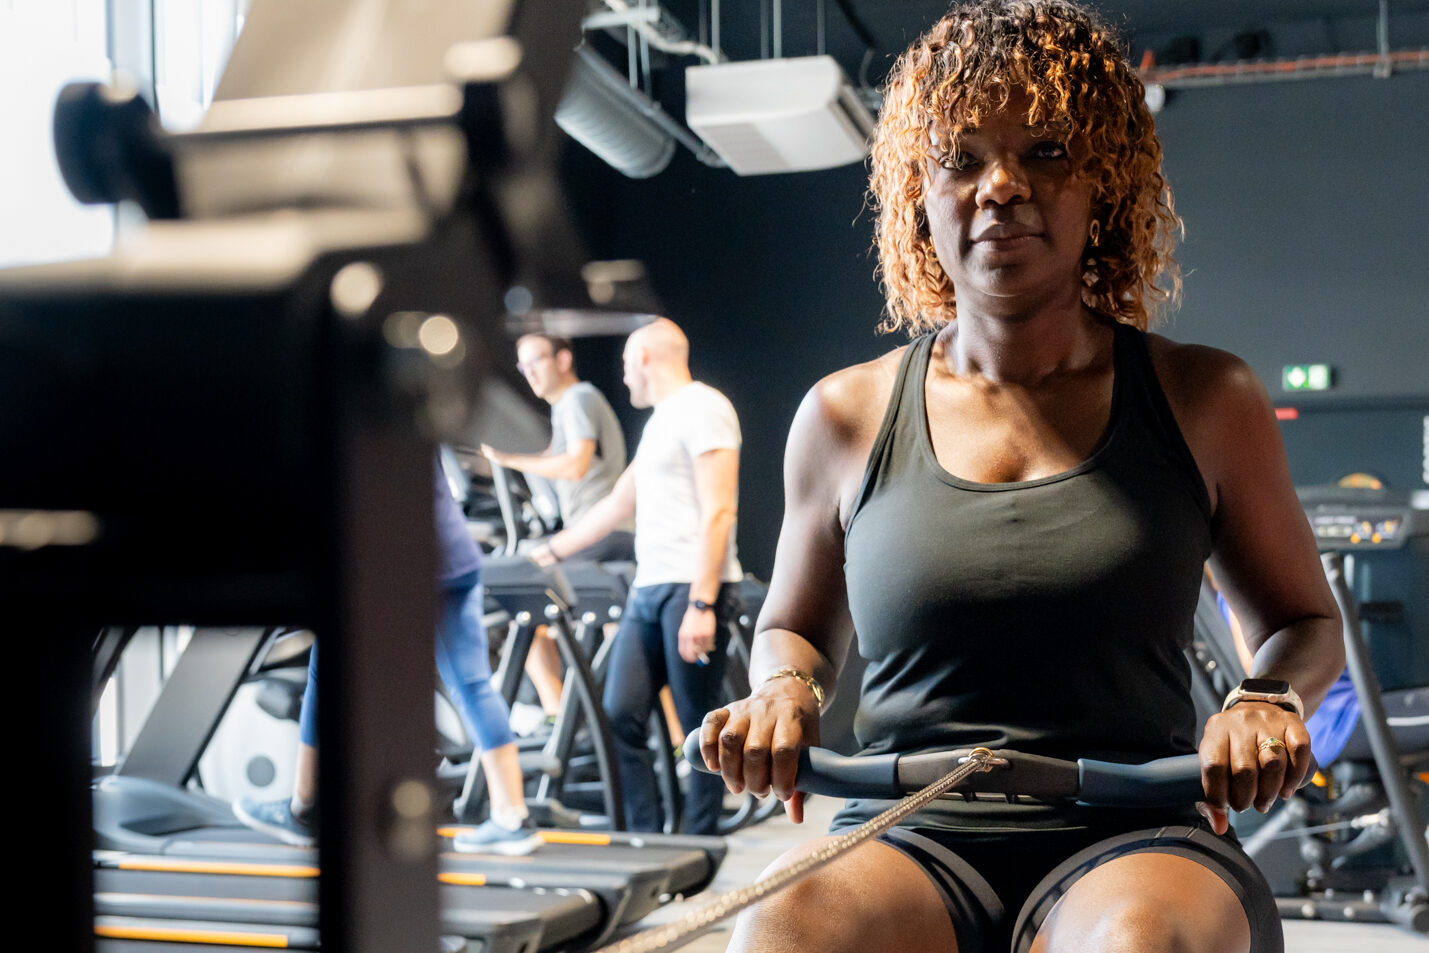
[869,0,1181,334]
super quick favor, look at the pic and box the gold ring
[1259,737,1287,754]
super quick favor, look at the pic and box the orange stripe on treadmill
[95,924,289,947]
[437,872,488,886]
[97,892,313,910]
[538,831,610,845]
[116,858,320,878]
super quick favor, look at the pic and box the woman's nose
[976,159,1030,207]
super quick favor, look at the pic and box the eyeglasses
[515,353,553,374]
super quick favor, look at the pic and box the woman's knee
[1039,896,1198,953]
[725,840,957,953]
[1032,853,1250,953]
[727,868,885,953]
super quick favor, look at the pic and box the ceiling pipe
[1142,48,1429,88]
[597,0,724,64]
[1143,0,1426,90]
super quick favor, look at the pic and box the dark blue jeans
[601,581,735,834]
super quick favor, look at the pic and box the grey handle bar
[683,738,1212,807]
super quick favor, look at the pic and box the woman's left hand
[1197,701,1314,834]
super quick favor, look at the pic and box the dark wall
[563,146,889,579]
[1153,71,1429,406]
[561,71,1429,578]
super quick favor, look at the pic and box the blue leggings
[298,574,515,752]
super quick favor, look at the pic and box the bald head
[622,317,693,408]
[627,317,688,365]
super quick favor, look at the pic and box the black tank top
[836,322,1213,829]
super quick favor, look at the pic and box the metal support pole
[318,426,440,953]
[711,0,721,60]
[1376,0,1393,78]
[1322,552,1429,898]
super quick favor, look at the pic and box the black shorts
[875,823,1281,953]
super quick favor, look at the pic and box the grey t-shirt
[551,381,631,530]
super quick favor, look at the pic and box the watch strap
[1222,680,1305,719]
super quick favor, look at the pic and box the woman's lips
[975,232,1041,251]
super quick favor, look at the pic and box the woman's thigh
[433,582,492,685]
[1028,850,1251,953]
[726,835,960,953]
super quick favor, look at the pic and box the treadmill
[91,625,726,949]
[476,557,632,828]
[93,859,601,953]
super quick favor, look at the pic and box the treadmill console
[1298,487,1428,552]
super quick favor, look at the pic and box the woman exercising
[698,2,1344,951]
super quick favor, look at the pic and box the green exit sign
[1282,364,1333,391]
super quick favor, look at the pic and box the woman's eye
[937,153,975,171]
[1030,141,1069,160]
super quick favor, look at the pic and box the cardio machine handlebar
[682,737,1211,807]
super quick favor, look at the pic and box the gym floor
[625,795,1425,952]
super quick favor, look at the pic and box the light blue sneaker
[233,797,316,847]
[451,818,542,856]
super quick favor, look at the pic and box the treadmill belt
[152,824,725,898]
[95,867,599,953]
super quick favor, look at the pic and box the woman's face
[923,91,1094,313]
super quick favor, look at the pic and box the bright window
[0,0,115,267]
[153,0,247,131]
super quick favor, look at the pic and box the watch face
[1240,678,1291,695]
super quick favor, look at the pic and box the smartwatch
[689,598,715,612]
[1222,678,1305,719]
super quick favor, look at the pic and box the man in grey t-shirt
[482,333,635,720]
[482,333,634,559]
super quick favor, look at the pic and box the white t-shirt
[632,382,743,588]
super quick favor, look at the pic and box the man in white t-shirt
[535,317,741,834]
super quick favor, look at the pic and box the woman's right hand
[698,676,821,823]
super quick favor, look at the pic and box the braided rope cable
[591,748,1004,953]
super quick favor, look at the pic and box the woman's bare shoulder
[798,347,908,447]
[1144,332,1280,510]
[1144,333,1267,418]
[781,346,909,509]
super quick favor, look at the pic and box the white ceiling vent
[685,56,874,176]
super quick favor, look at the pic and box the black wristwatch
[689,599,715,612]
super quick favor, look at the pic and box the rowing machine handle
[1075,754,1204,806]
[682,738,902,798]
[683,737,1211,805]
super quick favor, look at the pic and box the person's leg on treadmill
[232,641,321,846]
[444,579,541,854]
[602,586,669,832]
[661,585,731,835]
[523,625,565,719]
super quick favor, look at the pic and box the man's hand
[479,444,505,466]
[678,605,717,664]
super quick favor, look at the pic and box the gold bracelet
[763,667,826,709]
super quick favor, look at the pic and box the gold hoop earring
[1088,220,1102,247]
